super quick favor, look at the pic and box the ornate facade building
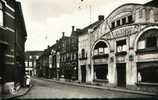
[78,0,158,92]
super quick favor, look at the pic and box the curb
[41,78,158,97]
[4,84,33,99]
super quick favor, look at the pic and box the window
[117,20,120,26]
[94,49,98,56]
[146,37,157,48]
[128,15,133,24]
[81,49,85,58]
[25,61,28,67]
[104,48,109,54]
[29,56,32,59]
[111,22,115,29]
[138,40,145,49]
[122,17,126,25]
[139,8,143,18]
[36,56,39,59]
[0,3,3,26]
[29,61,32,67]
[99,48,104,55]
[116,39,127,52]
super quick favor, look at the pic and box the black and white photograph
[0,0,158,99]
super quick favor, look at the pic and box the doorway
[81,65,86,83]
[0,45,5,84]
[117,63,126,87]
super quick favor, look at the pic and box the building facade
[0,0,27,93]
[78,1,158,92]
[37,26,78,81]
[25,51,43,76]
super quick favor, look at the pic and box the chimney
[76,28,81,32]
[98,15,104,21]
[62,32,65,37]
[72,26,75,32]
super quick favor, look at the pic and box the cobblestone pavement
[17,78,157,99]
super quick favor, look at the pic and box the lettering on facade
[104,25,139,39]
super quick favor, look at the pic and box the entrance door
[117,63,126,87]
[0,45,5,84]
[81,65,86,83]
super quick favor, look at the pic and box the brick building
[25,51,43,76]
[37,26,78,81]
[0,0,27,93]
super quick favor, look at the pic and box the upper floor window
[139,8,143,18]
[137,29,158,50]
[127,15,133,24]
[81,49,85,58]
[29,56,32,59]
[146,37,157,48]
[111,22,115,29]
[0,2,3,26]
[111,15,133,30]
[116,39,127,52]
[122,17,126,25]
[116,20,121,27]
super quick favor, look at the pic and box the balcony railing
[79,57,87,60]
[92,54,109,59]
[136,47,158,54]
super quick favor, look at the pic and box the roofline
[106,3,142,19]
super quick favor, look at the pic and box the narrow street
[17,78,156,99]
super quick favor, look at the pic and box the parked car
[25,75,31,87]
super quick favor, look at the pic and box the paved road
[17,78,156,99]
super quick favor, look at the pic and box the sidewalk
[41,78,158,97]
[2,84,33,99]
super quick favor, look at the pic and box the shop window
[94,65,108,80]
[146,37,157,48]
[139,67,158,83]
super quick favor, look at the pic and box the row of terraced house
[36,0,158,93]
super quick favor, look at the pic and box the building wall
[78,2,158,92]
[25,51,43,76]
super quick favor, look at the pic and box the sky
[17,0,151,51]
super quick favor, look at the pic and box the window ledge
[92,54,109,59]
[79,57,87,60]
[136,82,158,86]
[115,51,127,56]
[136,48,158,54]
[94,79,108,83]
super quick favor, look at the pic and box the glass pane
[0,10,3,26]
[138,40,145,49]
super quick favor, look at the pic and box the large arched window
[94,41,108,56]
[137,29,158,50]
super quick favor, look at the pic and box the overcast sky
[17,0,151,51]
